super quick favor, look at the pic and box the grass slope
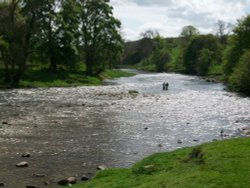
[73,138,250,188]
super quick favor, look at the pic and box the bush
[229,50,250,95]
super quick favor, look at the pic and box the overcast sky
[110,0,250,41]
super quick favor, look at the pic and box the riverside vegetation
[122,17,250,96]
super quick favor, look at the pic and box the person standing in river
[162,82,169,90]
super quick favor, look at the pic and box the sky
[110,0,250,41]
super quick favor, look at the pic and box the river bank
[73,137,250,188]
[0,68,135,89]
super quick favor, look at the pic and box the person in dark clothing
[162,82,169,90]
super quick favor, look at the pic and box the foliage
[80,0,123,75]
[180,25,200,41]
[101,69,135,79]
[72,138,250,188]
[0,0,124,87]
[223,15,250,76]
[183,34,222,76]
[140,36,172,72]
[229,50,250,95]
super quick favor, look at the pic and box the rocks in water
[81,175,90,181]
[16,161,28,168]
[97,165,107,170]
[2,122,8,125]
[22,153,31,158]
[32,174,46,178]
[144,127,148,130]
[128,90,139,94]
[158,144,163,147]
[57,177,77,186]
[0,182,5,186]
[67,177,77,184]
[177,140,182,144]
[26,185,39,188]
[193,139,199,142]
[57,179,69,186]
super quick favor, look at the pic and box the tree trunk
[49,52,57,72]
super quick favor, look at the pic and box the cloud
[110,0,250,41]
[111,0,173,6]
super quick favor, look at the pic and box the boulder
[177,140,182,144]
[81,175,90,181]
[22,153,31,158]
[67,177,77,184]
[57,179,69,186]
[16,161,28,167]
[97,165,107,170]
[26,185,39,188]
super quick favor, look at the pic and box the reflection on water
[0,71,249,187]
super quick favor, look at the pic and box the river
[0,70,249,187]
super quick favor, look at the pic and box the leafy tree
[57,0,81,70]
[31,0,62,72]
[0,0,36,85]
[79,0,123,75]
[180,25,200,41]
[223,15,250,76]
[141,36,171,72]
[197,48,214,76]
[229,50,250,95]
[183,34,221,75]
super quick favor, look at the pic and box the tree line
[0,0,123,86]
[136,16,250,95]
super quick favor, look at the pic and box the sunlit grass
[73,138,250,188]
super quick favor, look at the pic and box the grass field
[73,137,250,188]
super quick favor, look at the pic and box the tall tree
[223,15,250,76]
[79,0,123,75]
[180,25,200,41]
[215,20,233,45]
[31,0,61,72]
[0,0,36,85]
[183,34,221,75]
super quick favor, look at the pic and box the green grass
[72,137,250,188]
[0,67,135,88]
[101,69,136,79]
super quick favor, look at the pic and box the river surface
[0,70,250,187]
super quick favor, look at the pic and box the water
[0,71,249,187]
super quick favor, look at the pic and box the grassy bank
[0,68,135,88]
[73,137,250,188]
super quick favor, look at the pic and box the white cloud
[110,0,250,41]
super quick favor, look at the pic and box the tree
[215,20,233,45]
[229,50,250,95]
[183,34,221,75]
[223,15,250,76]
[141,36,171,72]
[140,29,160,39]
[79,0,123,75]
[180,25,200,41]
[0,0,36,85]
[31,0,62,72]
